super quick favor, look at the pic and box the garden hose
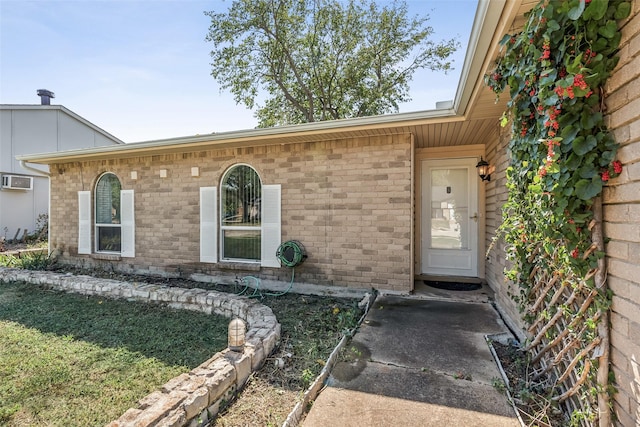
[276,240,307,268]
[236,269,295,298]
[235,240,307,298]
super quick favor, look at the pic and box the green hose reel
[276,240,307,268]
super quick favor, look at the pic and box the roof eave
[16,107,458,164]
[454,0,506,116]
[16,0,522,165]
[1,104,125,145]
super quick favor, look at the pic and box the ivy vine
[486,0,630,422]
[487,0,630,313]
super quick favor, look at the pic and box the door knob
[470,213,478,222]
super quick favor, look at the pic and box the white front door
[421,158,478,277]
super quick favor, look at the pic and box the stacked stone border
[0,267,280,427]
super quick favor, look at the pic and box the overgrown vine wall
[485,0,630,425]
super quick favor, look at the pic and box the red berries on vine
[613,160,623,174]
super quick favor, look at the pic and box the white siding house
[0,98,123,242]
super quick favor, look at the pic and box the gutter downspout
[19,160,51,177]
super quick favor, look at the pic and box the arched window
[199,165,279,266]
[95,172,122,252]
[220,164,262,261]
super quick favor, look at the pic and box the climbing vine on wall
[486,0,630,425]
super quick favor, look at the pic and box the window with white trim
[199,164,280,266]
[221,164,262,261]
[95,172,122,252]
[78,173,135,257]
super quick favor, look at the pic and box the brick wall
[603,3,640,425]
[484,123,527,338]
[49,134,413,292]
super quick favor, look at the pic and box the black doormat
[424,281,482,291]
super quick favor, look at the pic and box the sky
[0,0,478,143]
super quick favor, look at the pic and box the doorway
[421,158,479,277]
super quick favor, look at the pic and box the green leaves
[205,0,460,127]
[581,112,602,130]
[567,0,585,20]
[583,0,609,20]
[561,124,580,142]
[614,2,632,20]
[485,4,625,404]
[599,20,619,38]
[575,176,603,200]
[487,0,625,210]
[572,135,597,155]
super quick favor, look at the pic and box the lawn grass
[0,281,228,426]
[0,261,367,426]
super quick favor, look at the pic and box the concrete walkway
[302,293,519,427]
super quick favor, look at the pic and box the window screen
[95,173,122,252]
[220,165,261,261]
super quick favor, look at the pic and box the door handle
[470,213,478,222]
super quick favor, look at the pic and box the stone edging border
[0,267,280,427]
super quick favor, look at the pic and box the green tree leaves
[205,0,459,127]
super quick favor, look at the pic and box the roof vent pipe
[37,89,55,105]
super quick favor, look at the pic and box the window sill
[218,261,261,272]
[91,253,122,261]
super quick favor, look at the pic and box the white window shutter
[261,184,281,268]
[200,187,218,263]
[120,189,135,258]
[78,191,92,254]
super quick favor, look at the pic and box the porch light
[476,157,494,182]
[228,318,246,352]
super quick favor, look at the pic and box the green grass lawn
[0,281,228,426]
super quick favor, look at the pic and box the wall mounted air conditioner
[1,175,33,190]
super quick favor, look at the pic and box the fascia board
[16,107,458,164]
[453,0,509,115]
[1,104,125,145]
[15,0,516,165]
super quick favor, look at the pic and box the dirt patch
[492,341,568,427]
